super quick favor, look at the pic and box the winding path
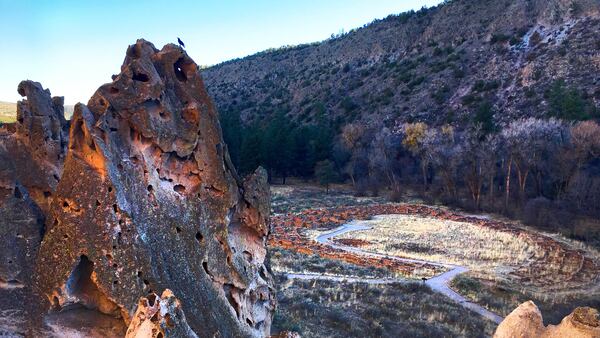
[287,218,504,324]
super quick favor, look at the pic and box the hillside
[203,0,600,128]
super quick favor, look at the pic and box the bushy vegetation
[220,110,335,183]
[223,109,600,246]
[337,118,600,245]
[272,278,494,337]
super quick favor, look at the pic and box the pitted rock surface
[32,39,275,337]
[125,289,198,338]
[0,80,67,288]
[494,301,600,338]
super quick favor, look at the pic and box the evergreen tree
[315,160,336,193]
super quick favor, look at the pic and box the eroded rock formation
[494,301,600,338]
[0,80,68,288]
[32,39,275,337]
[125,289,197,338]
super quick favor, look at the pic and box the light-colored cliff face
[494,301,600,338]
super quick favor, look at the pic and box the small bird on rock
[177,37,185,48]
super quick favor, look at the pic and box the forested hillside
[203,0,600,245]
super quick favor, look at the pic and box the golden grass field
[329,214,543,273]
[0,101,16,123]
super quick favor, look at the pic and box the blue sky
[0,0,442,104]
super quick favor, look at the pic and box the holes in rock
[43,191,52,198]
[174,58,187,82]
[175,227,181,234]
[132,71,150,82]
[223,284,240,318]
[137,271,143,278]
[202,261,210,276]
[173,184,185,194]
[195,232,203,242]
[259,267,268,281]
[147,294,156,307]
[63,255,121,316]
[106,253,113,260]
[112,204,118,213]
[157,333,164,338]
[95,200,101,207]
[159,111,170,120]
[113,280,119,285]
[13,186,22,199]
[63,234,69,240]
[242,251,253,263]
[143,279,150,286]
[147,185,153,193]
[62,201,70,208]
[109,87,119,94]
[108,187,113,193]
[246,318,253,326]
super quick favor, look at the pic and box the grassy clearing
[335,214,542,273]
[272,277,495,337]
[271,183,385,214]
[0,116,15,123]
[0,101,16,123]
[270,247,397,279]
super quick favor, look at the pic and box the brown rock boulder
[0,80,68,286]
[494,301,600,338]
[34,39,275,337]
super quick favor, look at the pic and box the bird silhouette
[177,37,185,48]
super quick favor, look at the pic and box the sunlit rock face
[0,80,68,288]
[494,301,600,338]
[34,39,275,337]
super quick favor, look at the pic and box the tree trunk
[421,163,427,191]
[505,157,513,209]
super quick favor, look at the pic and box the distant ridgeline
[204,0,599,128]
[0,101,74,123]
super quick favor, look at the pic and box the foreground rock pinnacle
[31,39,275,337]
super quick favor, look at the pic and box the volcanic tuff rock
[31,39,275,337]
[203,0,600,127]
[494,301,600,338]
[0,80,68,288]
[0,39,274,337]
[125,289,198,338]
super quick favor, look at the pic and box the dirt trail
[287,217,504,324]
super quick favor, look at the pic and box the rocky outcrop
[32,39,275,337]
[494,301,600,338]
[125,289,197,338]
[0,80,68,287]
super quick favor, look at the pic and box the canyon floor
[269,184,600,337]
[2,183,599,337]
